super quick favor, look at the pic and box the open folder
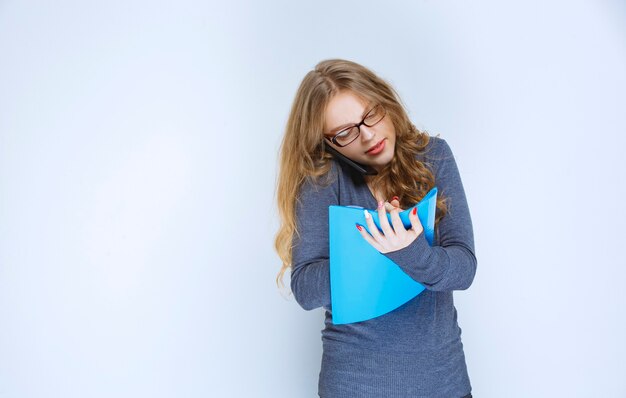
[328,186,438,325]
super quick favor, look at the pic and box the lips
[366,138,386,154]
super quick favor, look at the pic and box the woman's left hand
[356,200,424,254]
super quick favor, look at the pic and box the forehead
[324,91,371,133]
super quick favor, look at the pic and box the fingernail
[363,210,371,219]
[412,207,417,215]
[356,223,363,231]
[377,201,383,209]
[392,196,399,202]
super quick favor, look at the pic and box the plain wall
[1,0,625,397]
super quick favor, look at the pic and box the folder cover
[328,186,438,324]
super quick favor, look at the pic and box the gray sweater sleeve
[383,138,477,291]
[289,165,339,311]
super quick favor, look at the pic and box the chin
[367,156,392,171]
[377,151,394,167]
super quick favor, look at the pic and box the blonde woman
[275,59,477,398]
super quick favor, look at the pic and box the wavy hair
[274,59,449,289]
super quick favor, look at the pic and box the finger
[389,196,401,209]
[355,223,383,251]
[376,200,395,236]
[383,202,396,212]
[409,206,424,236]
[391,200,404,211]
[363,209,385,242]
[389,207,405,235]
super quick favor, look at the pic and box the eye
[364,105,384,124]
[335,128,351,138]
[365,106,380,120]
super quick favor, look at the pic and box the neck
[364,174,377,184]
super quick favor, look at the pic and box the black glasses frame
[324,104,386,147]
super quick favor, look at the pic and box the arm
[382,138,477,291]
[289,166,339,311]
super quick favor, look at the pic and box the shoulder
[297,158,342,200]
[418,135,454,174]
[422,135,452,159]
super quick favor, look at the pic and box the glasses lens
[364,105,385,126]
[334,126,359,146]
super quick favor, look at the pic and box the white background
[1,1,625,397]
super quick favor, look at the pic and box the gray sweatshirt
[290,136,477,398]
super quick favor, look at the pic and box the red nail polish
[412,207,417,215]
[356,224,363,231]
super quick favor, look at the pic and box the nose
[360,126,376,141]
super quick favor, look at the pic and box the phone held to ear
[323,141,378,175]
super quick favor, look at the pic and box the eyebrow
[328,105,372,134]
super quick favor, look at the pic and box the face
[323,91,396,172]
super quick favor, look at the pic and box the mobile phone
[323,141,378,175]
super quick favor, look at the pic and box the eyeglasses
[324,104,387,147]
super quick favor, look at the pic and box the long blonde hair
[274,59,449,289]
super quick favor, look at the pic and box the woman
[274,58,477,398]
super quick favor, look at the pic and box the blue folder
[328,186,438,324]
